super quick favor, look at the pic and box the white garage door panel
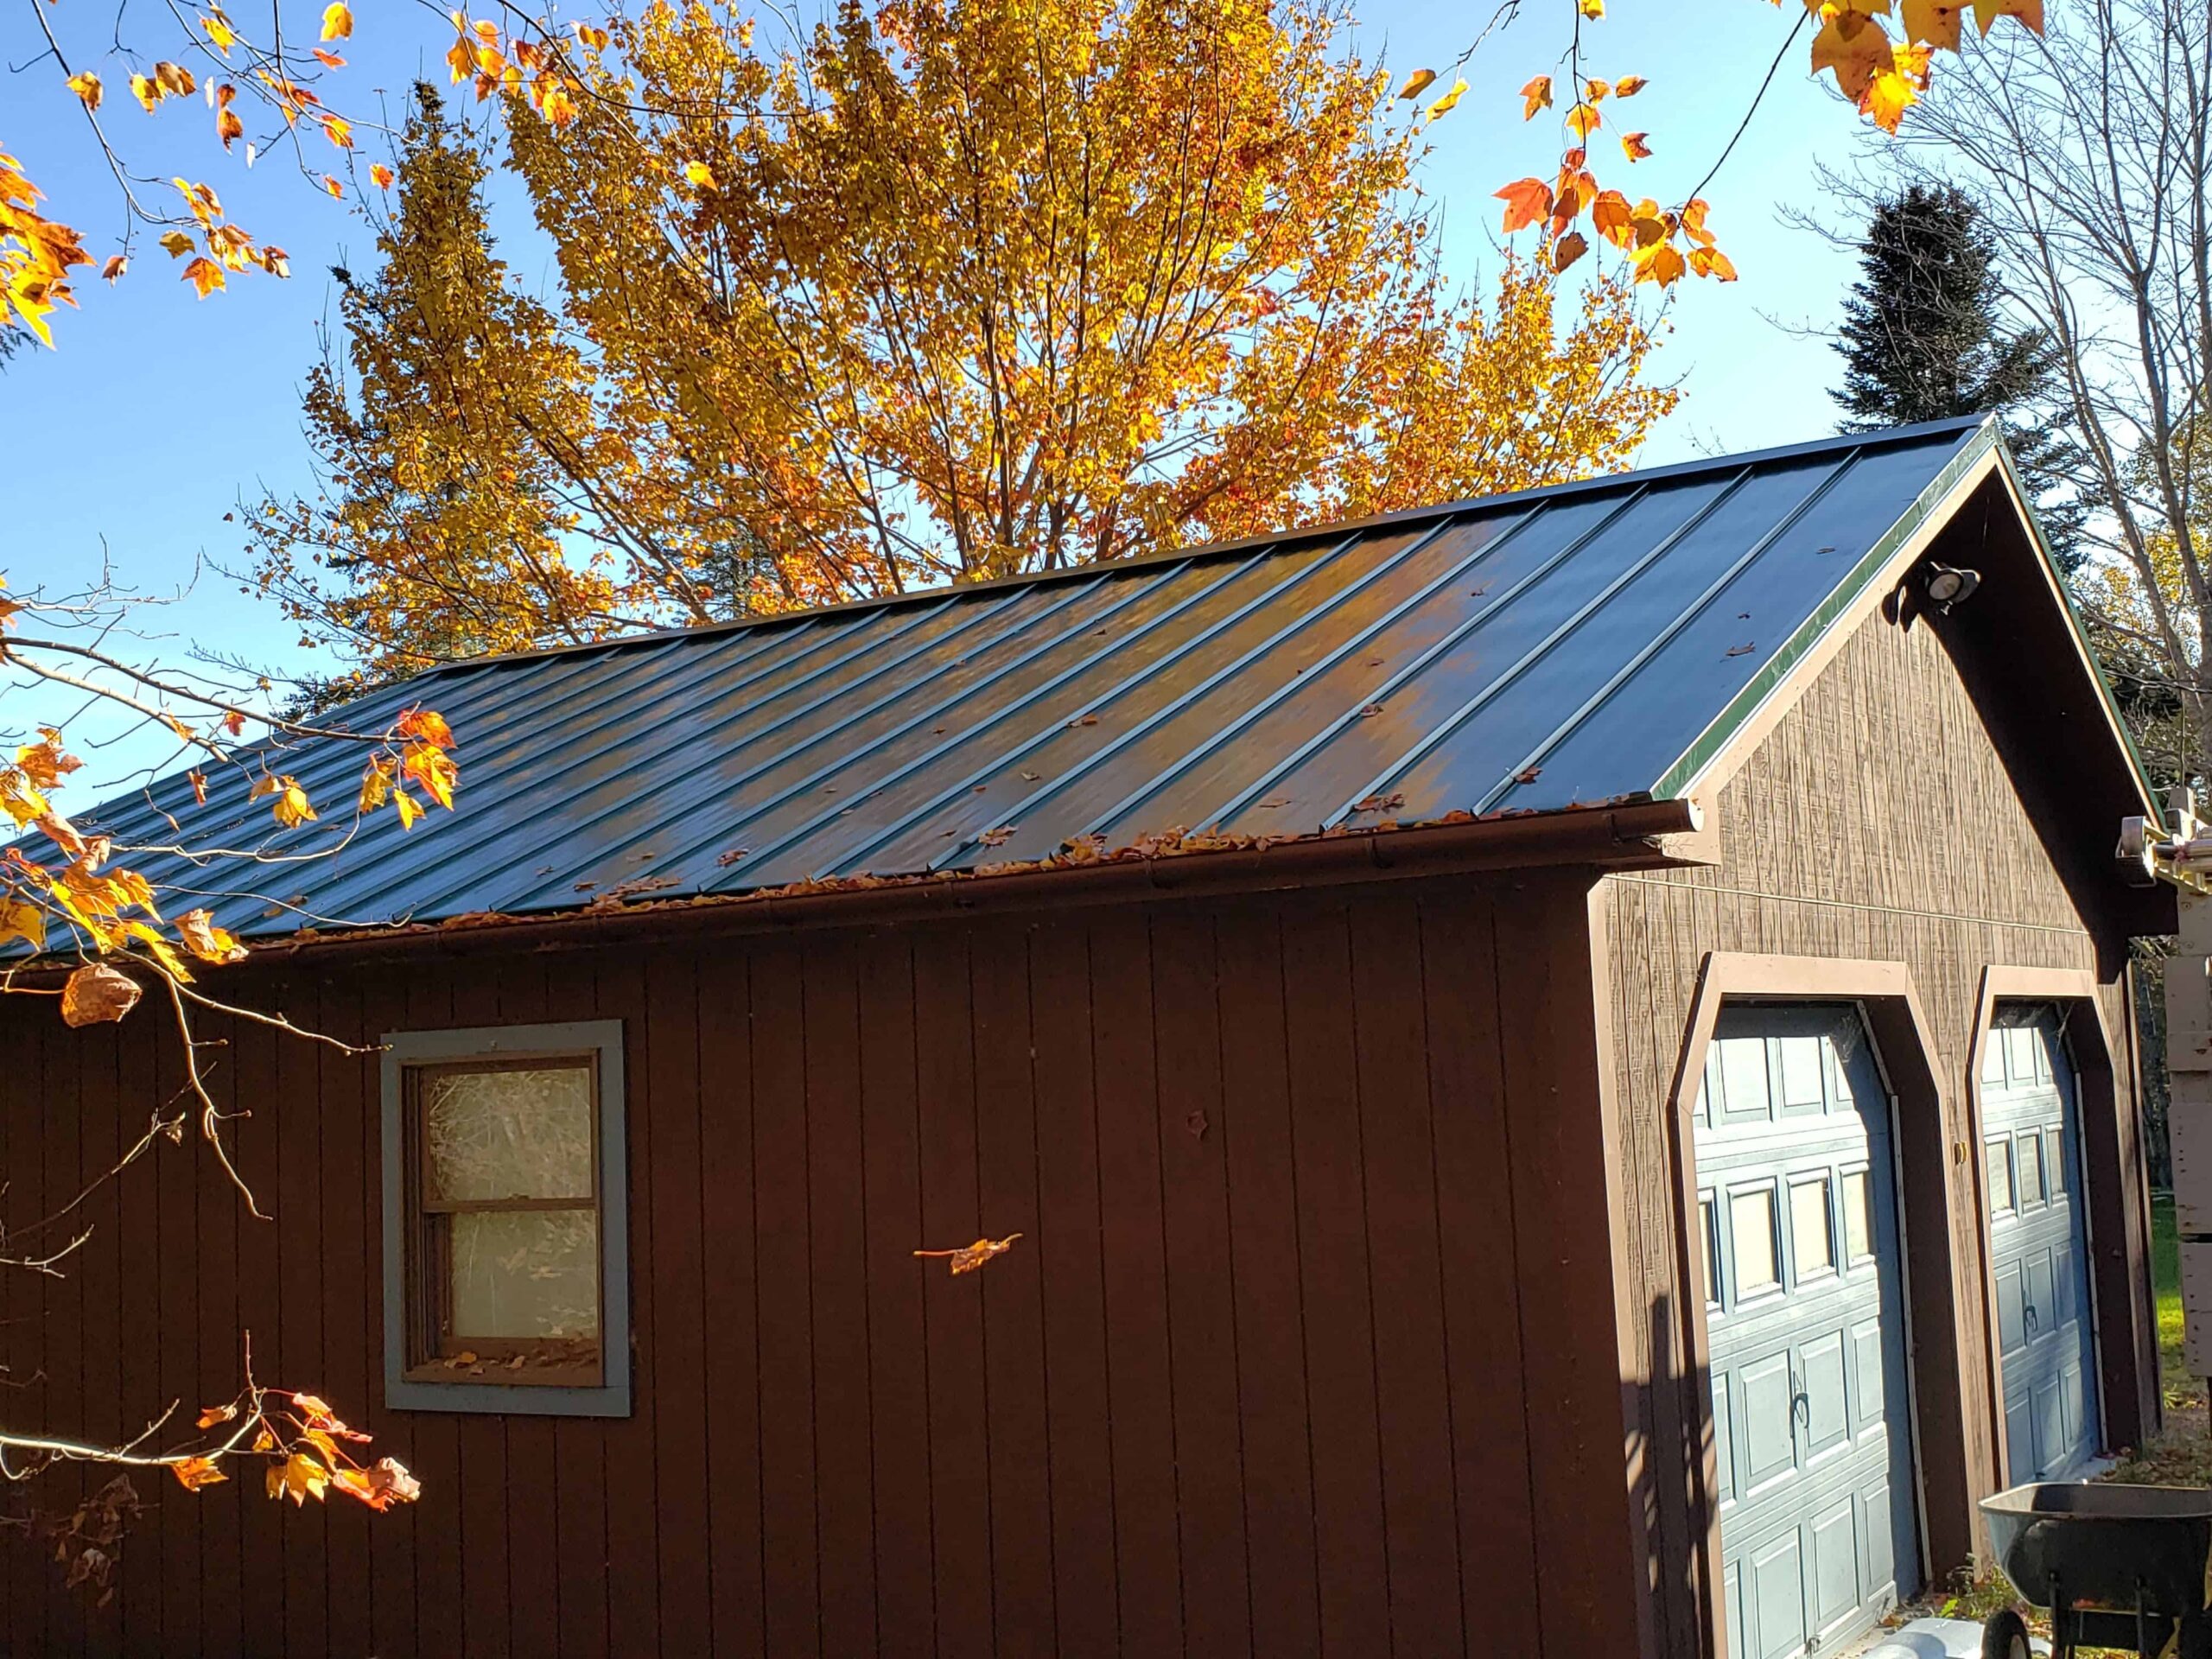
[1980,1006,2101,1483]
[1698,1004,1921,1659]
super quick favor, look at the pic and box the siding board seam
[1085,920,1125,1657]
[1490,898,1547,1659]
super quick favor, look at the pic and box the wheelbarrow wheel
[1981,1608,2032,1659]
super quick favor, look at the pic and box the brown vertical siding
[0,868,1649,1658]
[1600,604,2157,1659]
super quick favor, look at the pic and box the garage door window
[1986,1136,2015,1216]
[2046,1128,2066,1195]
[1731,1185,1781,1296]
[1841,1168,1874,1265]
[1790,1176,1835,1281]
[2017,1133,2046,1208]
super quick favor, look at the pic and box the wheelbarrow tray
[1981,1483,2212,1616]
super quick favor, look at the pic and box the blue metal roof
[87,416,2004,938]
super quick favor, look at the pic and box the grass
[2102,1192,2212,1485]
[2151,1194,2201,1408]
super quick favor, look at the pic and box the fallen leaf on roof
[1726,642,1756,658]
[1020,770,1041,781]
[979,824,1016,847]
[715,849,751,866]
[1357,703,1384,718]
[594,874,681,903]
[574,880,598,892]
[1515,766,1542,785]
[914,1234,1023,1274]
[1256,798,1290,809]
[1351,792,1406,814]
[1066,714,1098,728]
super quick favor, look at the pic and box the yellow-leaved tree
[246,0,1676,683]
[0,582,447,1583]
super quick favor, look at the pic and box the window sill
[385,1370,631,1419]
[403,1360,604,1390]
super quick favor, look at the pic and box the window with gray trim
[381,1020,630,1418]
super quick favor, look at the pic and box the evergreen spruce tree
[1832,183,2086,568]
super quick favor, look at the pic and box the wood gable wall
[1600,596,2158,1657]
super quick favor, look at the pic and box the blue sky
[2,0,1878,785]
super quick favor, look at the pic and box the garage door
[1980,1006,2100,1482]
[1695,1005,1921,1659]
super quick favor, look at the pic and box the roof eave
[199,797,1706,970]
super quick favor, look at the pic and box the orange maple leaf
[1495,178,1553,234]
[914,1234,1024,1274]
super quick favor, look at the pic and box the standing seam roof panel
[65,418,2011,938]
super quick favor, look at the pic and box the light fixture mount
[1923,562,1981,610]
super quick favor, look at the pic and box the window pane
[1842,1170,1873,1262]
[425,1065,594,1202]
[449,1209,600,1340]
[1791,1179,1834,1277]
[1986,1137,2015,1215]
[1731,1188,1778,1294]
[2047,1128,2066,1194]
[2017,1133,2045,1206]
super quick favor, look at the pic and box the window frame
[381,1020,630,1417]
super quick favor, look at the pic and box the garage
[1696,1005,1922,1659]
[1981,1005,2102,1481]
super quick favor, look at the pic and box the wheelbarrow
[1979,1483,2212,1659]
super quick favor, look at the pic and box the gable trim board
[1658,429,2155,825]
